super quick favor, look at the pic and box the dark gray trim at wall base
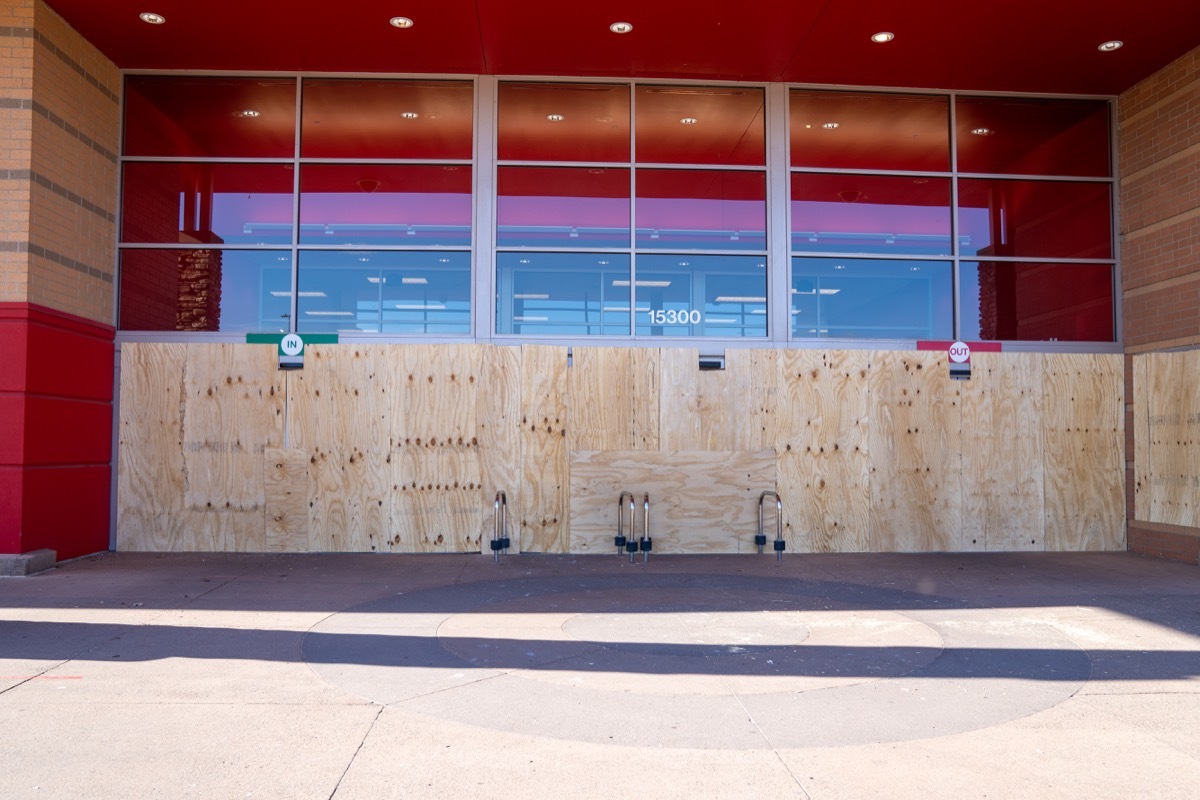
[0,26,34,40]
[1,168,116,223]
[0,241,114,284]
[0,97,119,164]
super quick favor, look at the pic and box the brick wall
[1119,43,1200,564]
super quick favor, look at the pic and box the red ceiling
[44,0,1200,95]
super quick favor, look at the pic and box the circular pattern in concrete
[303,572,1089,749]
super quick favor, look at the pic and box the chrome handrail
[616,491,635,556]
[639,493,652,562]
[491,490,509,562]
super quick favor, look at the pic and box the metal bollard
[491,490,510,562]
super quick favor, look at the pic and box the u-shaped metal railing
[491,490,510,562]
[615,491,635,555]
[757,490,785,561]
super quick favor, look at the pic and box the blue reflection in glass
[496,253,631,336]
[296,251,471,334]
[791,257,952,339]
[634,255,767,337]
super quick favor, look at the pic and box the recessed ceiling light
[680,117,698,125]
[971,127,994,136]
[139,12,166,24]
[546,113,565,122]
[232,109,260,118]
[402,277,428,285]
[871,31,894,43]
[822,122,840,129]
[1098,40,1123,52]
[610,21,633,34]
[401,112,419,119]
[912,178,929,184]
[389,16,414,28]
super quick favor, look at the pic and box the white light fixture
[546,113,565,122]
[612,279,671,287]
[438,258,451,263]
[871,31,894,43]
[232,109,260,118]
[367,277,386,284]
[401,112,420,119]
[514,293,550,300]
[610,21,633,34]
[514,316,549,322]
[389,16,414,28]
[680,117,698,125]
[304,311,354,316]
[139,12,166,25]
[822,122,840,130]
[715,296,766,303]
[396,302,445,310]
[1098,40,1123,52]
[402,277,428,284]
[971,127,994,136]
[519,258,531,264]
[269,291,327,298]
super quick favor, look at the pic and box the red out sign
[949,341,971,363]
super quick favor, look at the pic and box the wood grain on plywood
[1133,351,1200,527]
[264,448,310,552]
[519,346,570,552]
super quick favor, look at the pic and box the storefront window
[790,90,950,172]
[959,261,1114,342]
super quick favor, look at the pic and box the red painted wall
[0,303,114,560]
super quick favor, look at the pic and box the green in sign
[246,333,339,356]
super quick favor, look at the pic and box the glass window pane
[634,255,767,338]
[636,169,766,250]
[123,76,296,158]
[497,167,630,248]
[958,179,1112,260]
[959,261,1114,342]
[956,96,1111,177]
[301,79,473,159]
[636,86,765,166]
[791,257,953,339]
[297,251,470,335]
[790,90,949,172]
[121,163,294,245]
[496,253,630,336]
[498,83,631,162]
[791,173,952,255]
[299,164,471,246]
[118,249,291,333]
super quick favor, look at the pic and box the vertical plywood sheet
[117,343,188,551]
[181,343,283,515]
[658,348,700,450]
[263,448,309,552]
[388,345,484,552]
[960,353,1045,551]
[777,350,872,553]
[288,345,391,552]
[570,348,635,451]
[698,349,777,451]
[519,345,570,552]
[1042,353,1125,551]
[869,350,962,552]
[1133,351,1200,527]
[630,348,660,451]
[569,450,776,553]
[479,345,523,552]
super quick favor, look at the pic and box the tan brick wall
[0,0,35,303]
[26,0,119,324]
[1118,44,1200,352]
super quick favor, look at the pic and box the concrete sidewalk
[0,551,1197,799]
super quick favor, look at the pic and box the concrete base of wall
[1128,524,1200,565]
[0,548,57,576]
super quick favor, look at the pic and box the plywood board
[289,345,391,552]
[697,349,778,451]
[570,348,635,451]
[959,352,1045,551]
[629,347,661,450]
[657,348,700,450]
[569,450,776,554]
[869,350,963,552]
[1133,351,1200,527]
[1042,353,1125,551]
[117,343,188,551]
[776,349,872,553]
[519,345,570,553]
[388,345,484,552]
[180,343,283,513]
[478,345,522,552]
[264,448,309,552]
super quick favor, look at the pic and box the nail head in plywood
[1042,353,1125,551]
[960,352,1045,552]
[869,350,963,552]
[569,449,776,554]
[777,349,871,553]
